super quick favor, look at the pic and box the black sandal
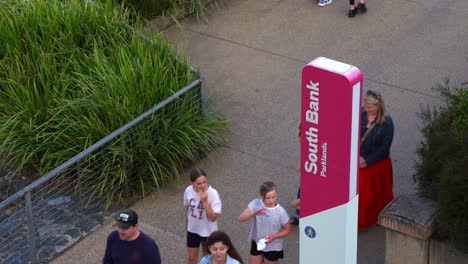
[357,2,367,13]
[348,8,358,17]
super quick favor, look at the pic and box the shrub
[414,79,467,252]
[0,0,229,205]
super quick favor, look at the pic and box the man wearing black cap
[103,209,161,264]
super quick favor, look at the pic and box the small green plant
[414,79,467,252]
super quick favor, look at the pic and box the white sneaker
[318,0,333,7]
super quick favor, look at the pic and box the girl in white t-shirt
[184,168,222,264]
[239,181,291,264]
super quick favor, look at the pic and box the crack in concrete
[184,28,443,99]
[222,145,300,173]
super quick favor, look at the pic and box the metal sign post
[300,57,362,264]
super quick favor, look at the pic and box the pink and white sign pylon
[300,57,362,264]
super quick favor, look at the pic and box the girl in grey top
[239,182,291,263]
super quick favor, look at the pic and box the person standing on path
[289,123,301,225]
[358,90,394,228]
[102,209,162,264]
[239,181,291,264]
[184,168,222,264]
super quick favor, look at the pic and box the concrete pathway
[52,0,468,263]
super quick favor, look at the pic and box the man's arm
[102,233,114,264]
[144,239,162,264]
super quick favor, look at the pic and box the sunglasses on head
[116,213,130,222]
[366,90,380,99]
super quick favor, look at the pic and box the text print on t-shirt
[189,198,205,219]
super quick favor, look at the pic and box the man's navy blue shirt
[103,231,161,264]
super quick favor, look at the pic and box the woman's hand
[199,188,208,202]
[254,208,266,216]
[291,199,300,210]
[239,207,266,222]
[359,156,367,168]
[264,234,274,243]
[265,222,292,243]
[198,186,218,221]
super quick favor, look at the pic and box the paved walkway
[52,0,468,263]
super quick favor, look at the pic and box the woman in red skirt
[359,90,394,229]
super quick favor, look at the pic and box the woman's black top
[360,111,394,166]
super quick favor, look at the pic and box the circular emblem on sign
[304,226,316,238]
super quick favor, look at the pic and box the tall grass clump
[0,0,229,206]
[112,0,210,21]
[414,80,467,252]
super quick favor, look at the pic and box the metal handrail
[0,77,202,211]
[0,4,206,263]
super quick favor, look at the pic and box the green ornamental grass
[112,0,210,21]
[0,0,229,206]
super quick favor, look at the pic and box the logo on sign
[304,226,316,238]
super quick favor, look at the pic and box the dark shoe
[348,8,358,17]
[357,2,367,13]
[289,216,299,225]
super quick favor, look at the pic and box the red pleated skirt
[358,158,394,229]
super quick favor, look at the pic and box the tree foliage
[414,79,467,252]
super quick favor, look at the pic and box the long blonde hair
[364,90,386,125]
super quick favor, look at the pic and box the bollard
[378,194,436,264]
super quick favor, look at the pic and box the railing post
[25,191,37,264]
[200,78,206,114]
[77,161,84,218]
[121,134,129,199]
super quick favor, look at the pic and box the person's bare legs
[201,240,209,256]
[264,259,278,264]
[249,255,264,264]
[187,247,199,264]
[349,0,358,17]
